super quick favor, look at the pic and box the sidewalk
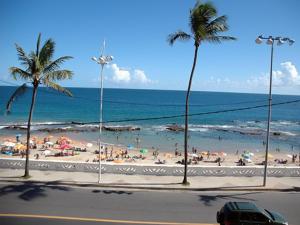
[0,169,299,191]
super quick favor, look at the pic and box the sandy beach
[1,133,299,167]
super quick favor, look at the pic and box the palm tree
[6,33,73,178]
[168,1,236,185]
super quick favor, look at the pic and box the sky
[0,0,300,95]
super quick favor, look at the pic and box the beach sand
[0,134,299,167]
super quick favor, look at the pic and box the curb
[0,179,299,192]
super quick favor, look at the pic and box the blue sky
[1,0,299,95]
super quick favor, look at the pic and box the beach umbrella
[16,134,22,137]
[3,141,15,147]
[86,143,93,148]
[114,159,124,163]
[267,153,274,159]
[14,143,25,150]
[140,148,148,154]
[45,141,54,146]
[127,144,134,150]
[60,144,71,150]
[219,152,227,157]
[189,153,198,158]
[287,154,293,159]
[164,153,172,158]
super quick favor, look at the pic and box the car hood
[268,211,287,224]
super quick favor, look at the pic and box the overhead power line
[1,99,299,126]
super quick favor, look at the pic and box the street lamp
[255,35,294,186]
[92,41,113,183]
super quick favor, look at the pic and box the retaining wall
[0,158,299,177]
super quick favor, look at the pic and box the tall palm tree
[6,33,73,178]
[168,1,236,185]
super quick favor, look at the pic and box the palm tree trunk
[24,85,38,178]
[183,45,199,185]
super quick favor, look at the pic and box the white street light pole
[255,35,294,186]
[92,41,113,183]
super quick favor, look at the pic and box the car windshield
[264,209,275,221]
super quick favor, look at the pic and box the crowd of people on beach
[1,133,299,167]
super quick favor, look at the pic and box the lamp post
[92,41,113,183]
[255,35,294,186]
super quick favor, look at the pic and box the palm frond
[43,56,73,74]
[10,67,32,81]
[167,31,191,45]
[45,81,73,97]
[6,83,28,113]
[190,2,216,33]
[205,35,237,44]
[15,44,32,68]
[39,38,55,67]
[36,33,41,57]
[43,70,73,83]
[206,15,229,34]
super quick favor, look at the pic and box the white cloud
[133,69,152,84]
[110,64,131,83]
[247,61,300,87]
[108,64,154,85]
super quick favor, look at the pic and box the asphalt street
[0,181,299,225]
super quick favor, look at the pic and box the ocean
[0,86,299,153]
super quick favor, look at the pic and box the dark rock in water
[3,125,27,130]
[166,124,184,132]
[272,132,281,136]
[103,126,140,131]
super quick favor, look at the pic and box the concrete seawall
[1,158,299,177]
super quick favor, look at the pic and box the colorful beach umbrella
[60,144,71,150]
[86,143,93,148]
[3,141,15,147]
[127,144,134,150]
[140,148,148,154]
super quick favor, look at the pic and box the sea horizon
[1,85,300,97]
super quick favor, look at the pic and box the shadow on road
[92,189,133,195]
[198,192,262,206]
[0,181,70,201]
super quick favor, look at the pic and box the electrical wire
[1,99,299,126]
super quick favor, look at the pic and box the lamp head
[267,36,273,45]
[255,35,263,44]
[92,57,98,62]
[277,38,285,46]
[289,39,295,46]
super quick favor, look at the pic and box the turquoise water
[0,86,299,153]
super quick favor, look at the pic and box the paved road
[0,181,299,225]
